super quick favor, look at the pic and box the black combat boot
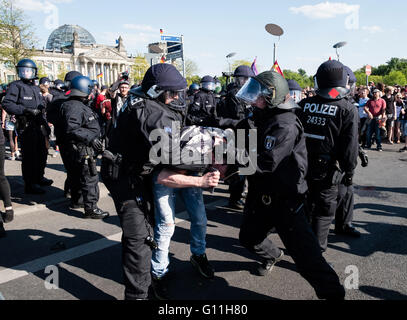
[84,207,109,219]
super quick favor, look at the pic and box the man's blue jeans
[151,171,207,279]
[366,119,382,149]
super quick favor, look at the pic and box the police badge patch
[264,136,276,150]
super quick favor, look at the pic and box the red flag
[272,61,284,78]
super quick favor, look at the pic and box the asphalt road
[0,143,406,302]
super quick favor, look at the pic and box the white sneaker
[6,155,15,161]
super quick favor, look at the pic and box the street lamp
[333,41,347,61]
[265,23,284,64]
[226,52,236,73]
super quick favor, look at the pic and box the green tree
[283,69,313,88]
[0,0,37,68]
[132,53,149,85]
[230,59,251,73]
[383,70,407,86]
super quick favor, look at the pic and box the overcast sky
[14,0,406,77]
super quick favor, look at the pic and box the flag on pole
[160,29,163,35]
[97,72,103,78]
[251,57,258,75]
[272,61,284,78]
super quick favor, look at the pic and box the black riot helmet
[141,63,187,109]
[200,75,216,92]
[287,79,302,103]
[343,65,357,97]
[91,79,100,89]
[233,65,255,87]
[68,76,93,98]
[315,60,350,100]
[64,71,83,89]
[16,59,38,81]
[189,83,200,92]
[54,79,64,90]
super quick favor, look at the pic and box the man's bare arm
[157,168,220,189]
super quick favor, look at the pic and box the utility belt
[251,191,306,215]
[70,143,98,176]
[101,150,123,181]
[307,154,344,185]
[16,115,49,136]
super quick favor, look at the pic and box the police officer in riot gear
[2,59,53,194]
[187,75,217,125]
[217,65,255,120]
[49,79,65,100]
[298,60,359,252]
[101,63,190,300]
[187,83,199,105]
[334,66,364,238]
[217,65,255,210]
[47,71,83,199]
[235,70,345,299]
[287,79,303,103]
[59,76,109,219]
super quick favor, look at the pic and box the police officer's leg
[106,177,153,300]
[239,200,282,262]
[272,199,345,300]
[35,128,48,183]
[64,149,82,204]
[228,176,246,208]
[335,183,347,229]
[79,159,100,211]
[20,128,36,187]
[58,144,73,197]
[310,181,338,252]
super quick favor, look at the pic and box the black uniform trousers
[58,143,75,196]
[104,174,153,300]
[229,176,246,203]
[64,144,99,211]
[239,192,345,299]
[335,183,354,229]
[307,180,339,252]
[20,123,47,186]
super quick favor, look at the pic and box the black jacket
[108,96,184,175]
[59,98,101,145]
[298,96,359,177]
[217,83,247,120]
[244,108,308,196]
[187,90,217,125]
[2,80,47,134]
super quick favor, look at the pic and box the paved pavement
[0,143,406,302]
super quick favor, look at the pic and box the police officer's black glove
[91,138,104,153]
[23,108,41,116]
[342,173,353,187]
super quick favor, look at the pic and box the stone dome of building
[46,24,96,51]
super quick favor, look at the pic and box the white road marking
[0,199,227,285]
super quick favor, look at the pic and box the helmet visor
[289,90,302,103]
[201,82,215,91]
[18,67,36,80]
[235,76,249,87]
[236,77,274,104]
[167,89,187,110]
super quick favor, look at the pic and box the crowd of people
[0,56,396,301]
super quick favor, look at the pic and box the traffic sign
[161,35,181,42]
[166,51,183,61]
[365,65,372,76]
